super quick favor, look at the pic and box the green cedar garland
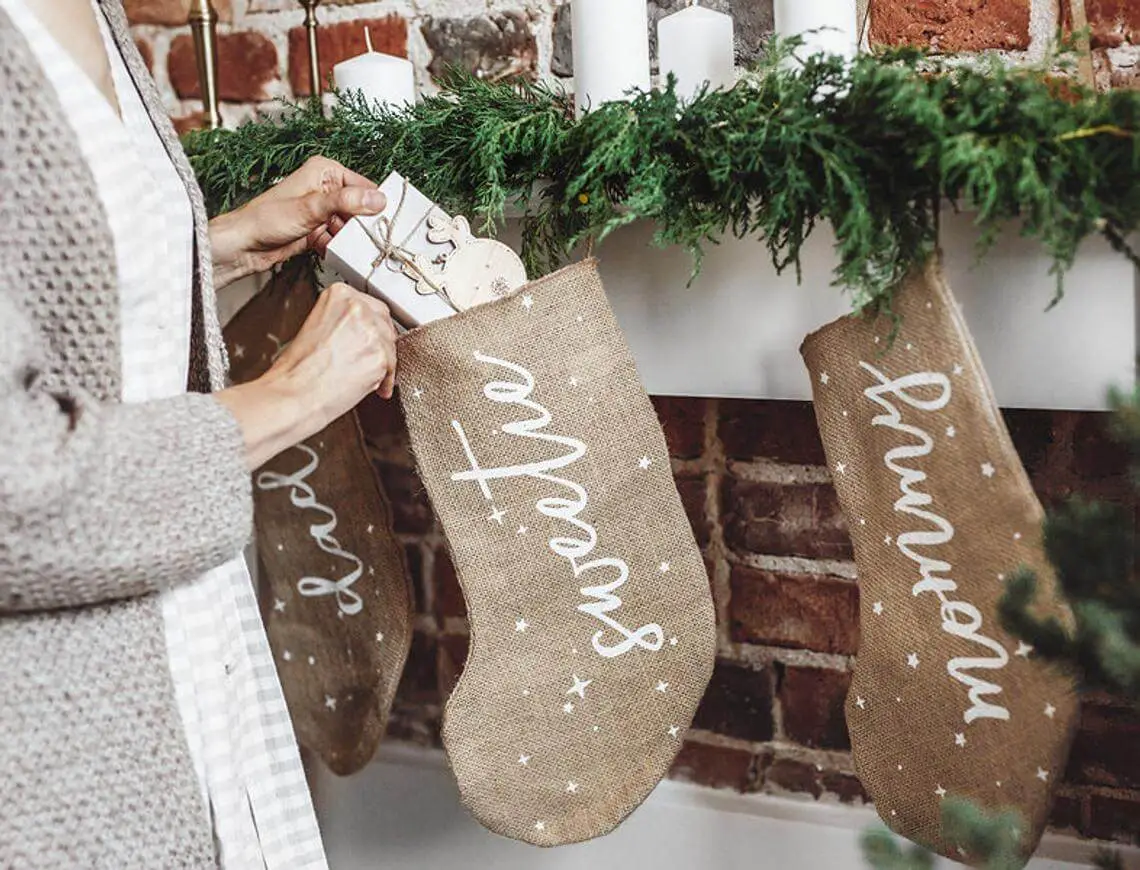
[185,44,1140,312]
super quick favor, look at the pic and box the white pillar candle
[773,0,859,62]
[572,0,651,116]
[332,29,416,110]
[658,3,735,103]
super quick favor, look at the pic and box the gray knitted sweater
[0,2,253,866]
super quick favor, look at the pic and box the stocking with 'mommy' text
[800,258,1079,864]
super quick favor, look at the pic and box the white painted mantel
[221,212,1138,412]
[313,745,1140,870]
[500,211,1138,412]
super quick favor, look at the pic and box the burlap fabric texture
[800,258,1079,864]
[396,260,717,846]
[225,262,414,776]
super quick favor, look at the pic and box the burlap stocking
[800,258,1079,863]
[396,260,716,846]
[225,262,414,776]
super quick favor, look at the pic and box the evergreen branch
[941,800,1027,870]
[1054,124,1133,141]
[185,44,1140,312]
[861,800,1025,870]
[998,395,1140,702]
[860,827,936,870]
[985,388,1134,868]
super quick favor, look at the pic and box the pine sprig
[185,43,1140,311]
[861,799,1025,870]
[999,387,1140,701]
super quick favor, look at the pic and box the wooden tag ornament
[224,262,415,776]
[395,260,717,845]
[405,213,529,311]
[800,258,1079,864]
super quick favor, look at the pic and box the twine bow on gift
[356,179,460,310]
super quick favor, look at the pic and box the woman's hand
[209,156,386,289]
[216,283,398,470]
[269,281,398,409]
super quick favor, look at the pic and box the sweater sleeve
[0,289,254,613]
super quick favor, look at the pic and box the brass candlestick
[1068,0,1096,89]
[188,0,222,129]
[299,0,323,97]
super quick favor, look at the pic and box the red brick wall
[870,0,1140,88]
[126,0,1137,135]
[125,0,1140,848]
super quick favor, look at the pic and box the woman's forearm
[215,370,319,472]
[0,286,254,609]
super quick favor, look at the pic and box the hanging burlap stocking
[800,258,1079,863]
[396,260,716,846]
[224,261,414,776]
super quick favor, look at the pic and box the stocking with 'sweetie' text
[396,259,717,846]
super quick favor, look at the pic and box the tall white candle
[332,29,416,110]
[572,0,651,116]
[658,3,735,103]
[773,0,859,62]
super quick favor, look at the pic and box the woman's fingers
[334,164,379,191]
[268,156,377,200]
[305,210,361,257]
[234,158,384,263]
[309,227,335,257]
[336,185,386,218]
[301,186,386,231]
[264,283,400,439]
[361,295,398,398]
[377,369,396,400]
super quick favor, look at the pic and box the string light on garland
[185,42,1140,313]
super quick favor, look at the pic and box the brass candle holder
[1068,0,1096,89]
[299,0,323,97]
[188,0,222,129]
